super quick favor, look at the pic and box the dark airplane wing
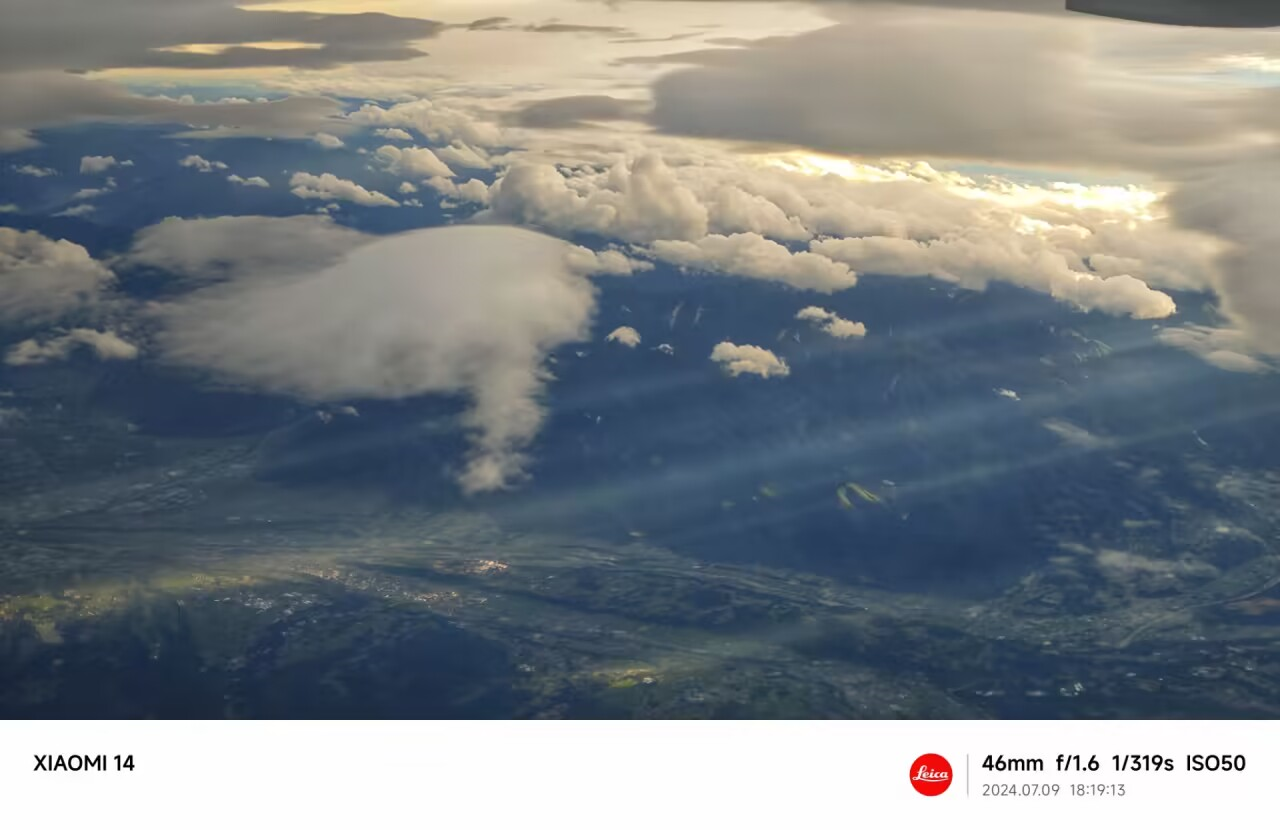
[1068,0,1280,26]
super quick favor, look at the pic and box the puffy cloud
[289,171,399,207]
[374,144,454,179]
[179,154,228,173]
[496,140,1219,292]
[312,132,345,149]
[653,233,856,293]
[227,174,269,188]
[710,342,790,379]
[812,234,1175,318]
[605,326,641,347]
[705,183,810,241]
[565,246,652,277]
[476,137,1195,311]
[375,127,414,141]
[795,305,867,338]
[348,99,502,149]
[1057,273,1177,320]
[80,155,126,174]
[1156,324,1272,373]
[72,176,117,200]
[150,225,601,493]
[425,176,490,205]
[120,215,369,283]
[435,142,492,170]
[6,328,138,365]
[488,154,709,243]
[13,164,55,177]
[398,181,418,194]
[0,227,114,323]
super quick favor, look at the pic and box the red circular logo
[910,753,953,796]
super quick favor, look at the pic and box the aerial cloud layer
[471,143,1202,316]
[640,5,1280,350]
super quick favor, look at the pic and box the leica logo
[909,754,953,796]
[912,766,949,781]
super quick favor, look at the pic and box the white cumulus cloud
[811,235,1174,319]
[795,305,867,338]
[148,224,605,493]
[375,144,454,179]
[6,328,138,365]
[605,326,641,348]
[179,154,228,173]
[435,142,492,170]
[80,155,128,174]
[566,246,652,277]
[653,233,856,293]
[425,176,490,205]
[375,127,414,141]
[0,227,114,322]
[488,154,709,243]
[348,99,502,149]
[312,132,345,149]
[14,164,56,177]
[289,172,398,207]
[711,342,790,379]
[227,174,269,188]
